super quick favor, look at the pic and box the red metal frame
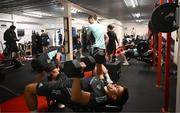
[156,32,162,87]
[148,30,153,50]
[162,0,173,112]
[156,0,164,87]
[153,33,157,66]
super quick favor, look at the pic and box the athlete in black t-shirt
[25,50,128,112]
[25,67,128,112]
[32,46,64,82]
[106,24,119,61]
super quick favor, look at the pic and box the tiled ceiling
[0,0,159,22]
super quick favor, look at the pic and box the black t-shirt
[107,31,118,48]
[4,29,17,43]
[88,76,108,107]
[35,47,61,72]
[57,77,108,107]
[37,75,108,108]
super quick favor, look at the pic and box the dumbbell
[63,56,96,78]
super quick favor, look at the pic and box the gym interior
[0,0,180,112]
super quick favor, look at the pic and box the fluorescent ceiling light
[60,6,82,14]
[124,0,138,8]
[136,19,145,23]
[28,11,53,16]
[132,13,140,18]
[134,0,138,6]
[22,11,54,18]
[23,12,42,18]
[130,0,136,7]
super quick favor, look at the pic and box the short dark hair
[10,25,16,29]
[108,85,129,107]
[88,14,97,21]
[107,24,114,30]
[117,85,129,106]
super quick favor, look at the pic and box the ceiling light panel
[124,0,137,8]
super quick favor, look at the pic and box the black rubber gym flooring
[0,59,177,112]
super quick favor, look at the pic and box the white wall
[123,22,149,38]
[0,13,44,52]
[100,19,123,46]
[0,13,67,51]
[42,17,64,46]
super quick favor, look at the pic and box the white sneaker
[122,62,129,65]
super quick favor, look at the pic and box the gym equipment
[148,21,156,33]
[115,42,153,65]
[125,49,153,64]
[81,56,96,72]
[117,40,149,56]
[31,53,56,73]
[104,60,121,83]
[151,3,179,33]
[136,41,149,54]
[63,59,83,78]
[31,46,66,72]
[92,48,106,64]
[63,56,96,78]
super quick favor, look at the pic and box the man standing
[41,30,50,52]
[3,25,24,67]
[4,25,19,56]
[87,14,109,54]
[106,24,119,61]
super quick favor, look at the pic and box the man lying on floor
[24,50,129,112]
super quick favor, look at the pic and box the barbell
[150,3,179,33]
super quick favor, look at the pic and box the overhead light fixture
[132,13,140,18]
[22,12,42,18]
[135,19,145,23]
[22,11,54,18]
[28,11,53,17]
[60,6,82,14]
[124,0,138,8]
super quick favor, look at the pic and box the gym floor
[0,58,177,112]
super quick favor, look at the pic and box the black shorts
[107,44,116,55]
[36,73,72,96]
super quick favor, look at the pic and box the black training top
[37,74,108,108]
[34,47,61,72]
[107,31,118,48]
[4,29,17,43]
